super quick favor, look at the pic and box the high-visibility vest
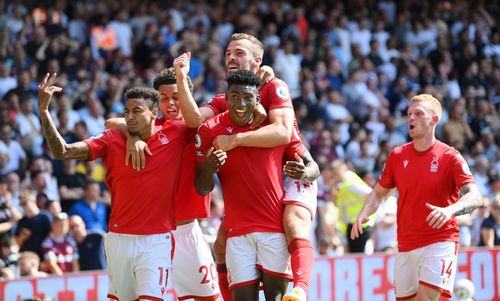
[336,171,374,233]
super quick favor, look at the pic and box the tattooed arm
[451,183,482,216]
[38,73,90,160]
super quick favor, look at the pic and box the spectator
[274,39,302,98]
[30,170,59,204]
[442,99,475,152]
[6,172,22,213]
[18,251,48,278]
[373,192,398,253]
[0,61,17,99]
[69,215,106,271]
[479,197,500,248]
[0,237,19,279]
[0,123,27,175]
[0,174,22,243]
[15,92,44,156]
[14,190,52,260]
[41,212,79,275]
[56,159,85,212]
[331,160,373,253]
[68,180,108,232]
[471,197,491,246]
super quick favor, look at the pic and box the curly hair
[125,87,160,110]
[226,69,261,88]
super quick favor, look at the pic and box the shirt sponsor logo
[158,132,169,145]
[430,157,439,173]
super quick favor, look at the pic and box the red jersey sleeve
[450,151,475,189]
[378,150,396,189]
[260,79,294,111]
[84,130,113,160]
[203,94,227,115]
[195,124,214,163]
[284,128,307,161]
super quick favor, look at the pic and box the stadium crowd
[0,0,499,280]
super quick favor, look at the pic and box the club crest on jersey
[157,132,169,145]
[403,160,408,168]
[276,86,288,99]
[430,157,439,173]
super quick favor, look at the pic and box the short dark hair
[84,179,98,190]
[226,70,261,88]
[125,87,160,110]
[153,67,194,93]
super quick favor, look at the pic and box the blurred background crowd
[0,0,499,279]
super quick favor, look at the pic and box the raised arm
[237,107,293,146]
[38,73,90,160]
[350,183,392,240]
[213,107,294,151]
[174,52,202,128]
[425,183,482,229]
[105,117,128,134]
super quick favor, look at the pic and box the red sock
[288,238,314,293]
[217,263,233,301]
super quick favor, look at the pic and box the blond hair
[410,94,443,122]
[229,33,264,58]
[19,251,40,265]
[19,190,35,204]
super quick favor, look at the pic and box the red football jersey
[176,128,211,221]
[204,78,293,114]
[378,140,475,252]
[204,78,305,161]
[196,112,286,237]
[85,120,188,234]
[156,118,211,222]
[284,127,307,162]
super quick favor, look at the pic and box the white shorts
[395,241,458,299]
[226,232,292,289]
[283,177,318,218]
[105,232,173,301]
[171,220,219,300]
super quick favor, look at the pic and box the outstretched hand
[38,73,62,111]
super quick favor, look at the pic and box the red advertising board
[1,248,499,301]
